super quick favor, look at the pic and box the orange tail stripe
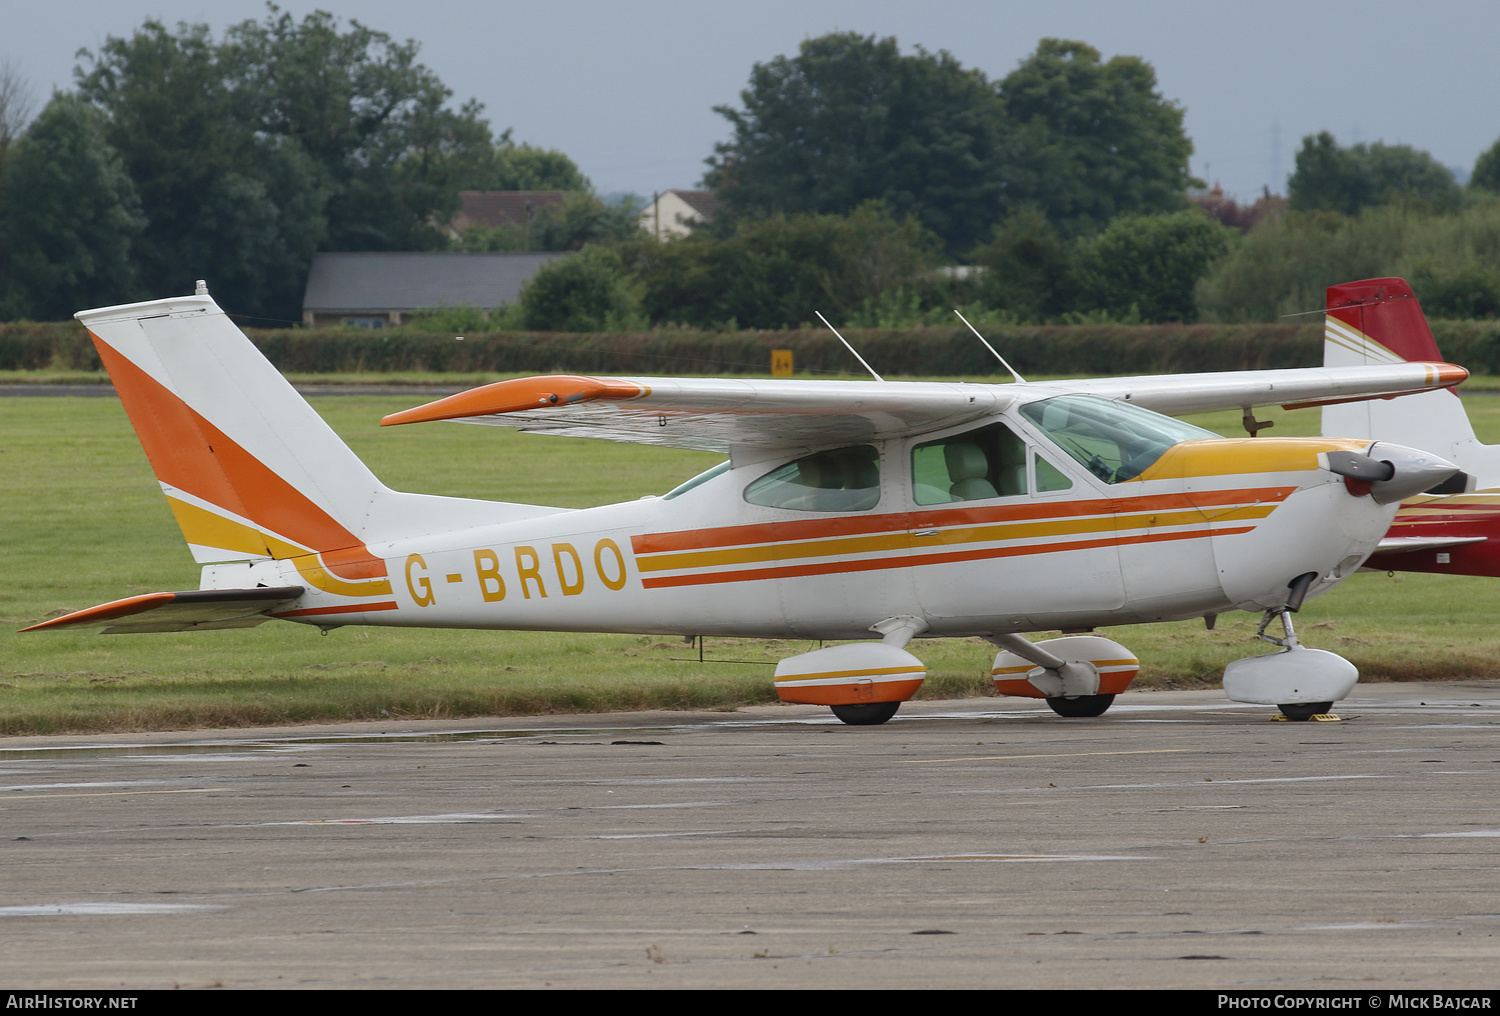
[91,332,386,580]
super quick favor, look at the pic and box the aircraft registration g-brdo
[23,283,1467,724]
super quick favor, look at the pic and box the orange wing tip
[380,375,648,427]
[1280,362,1470,411]
[1437,363,1471,386]
[20,592,178,632]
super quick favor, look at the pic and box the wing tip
[20,592,178,632]
[381,375,645,427]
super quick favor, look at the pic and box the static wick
[954,309,1024,383]
[814,311,884,382]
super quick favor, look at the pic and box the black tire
[830,702,901,725]
[1278,701,1334,722]
[1045,694,1116,718]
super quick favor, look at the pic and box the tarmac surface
[1,683,1499,990]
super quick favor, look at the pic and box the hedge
[7,318,1500,378]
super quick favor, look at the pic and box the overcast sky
[5,0,1498,203]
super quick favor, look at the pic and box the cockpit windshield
[1019,395,1217,483]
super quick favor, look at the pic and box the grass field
[3,390,1499,735]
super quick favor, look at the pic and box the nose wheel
[1222,587,1358,718]
[1277,701,1335,722]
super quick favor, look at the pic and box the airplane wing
[21,587,304,635]
[380,363,1466,453]
[1058,362,1467,416]
[381,375,1014,451]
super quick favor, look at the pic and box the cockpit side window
[911,423,1028,505]
[1019,395,1217,483]
[1033,451,1073,492]
[744,445,881,512]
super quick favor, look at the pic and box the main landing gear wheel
[1045,694,1115,718]
[1277,701,1334,722]
[830,702,901,725]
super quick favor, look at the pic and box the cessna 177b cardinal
[22,285,1467,724]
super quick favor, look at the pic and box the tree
[458,192,642,253]
[1074,210,1235,323]
[517,247,642,332]
[972,207,1075,321]
[221,8,495,252]
[72,10,496,321]
[490,137,591,191]
[704,33,1010,253]
[1470,137,1500,194]
[1289,131,1461,215]
[74,18,327,321]
[0,57,34,167]
[998,39,1195,236]
[635,202,940,329]
[0,95,144,320]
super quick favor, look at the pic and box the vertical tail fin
[1322,277,1498,484]
[1325,277,1443,363]
[79,292,393,592]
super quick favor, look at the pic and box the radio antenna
[815,311,884,382]
[954,309,1025,383]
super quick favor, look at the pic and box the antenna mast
[815,311,884,382]
[954,309,1025,383]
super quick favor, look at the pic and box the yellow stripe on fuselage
[263,534,394,598]
[636,503,1277,575]
[1132,438,1367,482]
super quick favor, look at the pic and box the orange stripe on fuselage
[631,486,1294,556]
[636,504,1275,574]
[272,602,399,618]
[91,332,386,581]
[639,526,1255,589]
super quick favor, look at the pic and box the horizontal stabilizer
[1373,536,1487,555]
[20,587,304,635]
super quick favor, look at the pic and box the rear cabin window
[744,446,881,512]
[911,423,1028,505]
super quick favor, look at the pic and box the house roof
[302,251,571,313]
[452,191,571,232]
[668,189,720,220]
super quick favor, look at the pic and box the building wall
[638,191,706,239]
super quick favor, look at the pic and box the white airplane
[23,284,1466,724]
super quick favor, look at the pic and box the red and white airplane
[1322,276,1500,577]
[22,284,1466,723]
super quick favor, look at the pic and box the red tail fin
[1326,278,1441,362]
